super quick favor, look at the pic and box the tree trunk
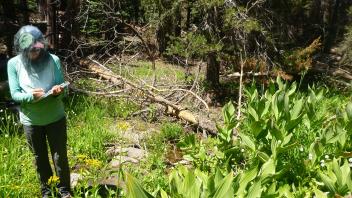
[186,1,192,30]
[20,0,29,24]
[1,1,16,21]
[61,0,81,50]
[206,52,220,87]
[38,0,47,21]
[156,0,174,54]
[131,0,140,23]
[1,1,17,56]
[323,0,341,52]
[174,2,182,37]
[46,0,57,49]
[309,0,322,25]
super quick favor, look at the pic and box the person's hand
[51,85,64,96]
[32,88,44,99]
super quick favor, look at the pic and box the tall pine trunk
[206,52,220,87]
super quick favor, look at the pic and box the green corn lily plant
[316,158,352,197]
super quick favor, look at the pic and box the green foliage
[160,122,184,140]
[166,33,212,60]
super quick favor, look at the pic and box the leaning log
[79,58,218,135]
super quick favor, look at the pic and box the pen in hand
[32,88,44,100]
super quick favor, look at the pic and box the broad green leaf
[257,151,270,162]
[213,172,234,198]
[277,142,298,154]
[277,184,293,198]
[341,160,351,186]
[125,173,155,198]
[248,106,259,122]
[251,121,264,137]
[290,98,303,120]
[318,172,336,193]
[282,133,293,146]
[266,182,277,195]
[239,133,256,151]
[332,158,343,187]
[287,82,297,96]
[270,126,284,141]
[346,102,352,120]
[276,76,284,90]
[346,172,352,192]
[160,189,169,198]
[214,168,224,190]
[260,158,276,177]
[247,180,262,198]
[272,93,279,120]
[313,188,328,198]
[183,169,200,198]
[236,167,258,197]
[284,93,289,113]
[261,101,271,118]
[286,117,302,131]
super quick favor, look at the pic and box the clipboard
[36,81,70,101]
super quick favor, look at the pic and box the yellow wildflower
[47,175,60,185]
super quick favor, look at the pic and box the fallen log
[79,58,218,135]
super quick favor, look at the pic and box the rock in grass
[106,147,147,160]
[70,173,82,188]
[110,156,139,168]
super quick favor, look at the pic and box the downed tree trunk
[79,58,218,135]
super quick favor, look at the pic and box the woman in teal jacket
[7,25,71,198]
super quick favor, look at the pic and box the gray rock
[110,156,139,168]
[70,173,82,188]
[106,147,147,160]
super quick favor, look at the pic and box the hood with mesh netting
[13,25,50,71]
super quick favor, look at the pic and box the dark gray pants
[23,117,71,196]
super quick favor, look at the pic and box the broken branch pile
[78,58,218,135]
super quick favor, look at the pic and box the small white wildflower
[7,116,10,119]
[278,140,282,144]
[321,162,325,167]
[299,147,304,152]
[320,159,325,163]
[14,123,17,126]
[324,155,329,159]
[241,148,245,152]
[0,109,3,112]
[349,158,352,163]
[1,117,4,120]
[308,153,313,160]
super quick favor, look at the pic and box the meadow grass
[108,60,186,83]
[0,93,185,197]
[1,82,351,197]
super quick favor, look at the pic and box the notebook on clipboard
[36,81,70,101]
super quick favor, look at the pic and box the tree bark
[206,52,220,87]
[1,1,16,21]
[61,0,81,50]
[38,0,47,21]
[46,0,58,49]
[156,0,174,54]
[20,0,29,24]
[323,0,341,52]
